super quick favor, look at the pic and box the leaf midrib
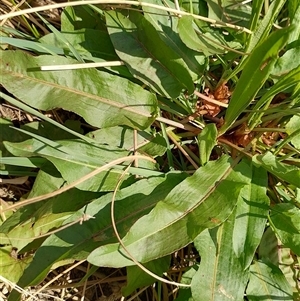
[1,67,152,117]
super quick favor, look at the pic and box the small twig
[194,90,229,108]
[156,116,201,132]
[167,132,199,169]
[80,262,90,301]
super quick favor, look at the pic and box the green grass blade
[220,26,293,135]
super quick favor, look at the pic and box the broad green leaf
[39,29,132,77]
[270,203,300,256]
[178,16,239,56]
[252,152,300,188]
[39,29,118,61]
[105,10,194,98]
[122,256,170,296]
[0,246,32,283]
[142,0,206,79]
[233,164,269,269]
[87,157,250,267]
[220,26,293,134]
[286,115,300,149]
[198,123,217,166]
[191,212,249,301]
[3,138,132,191]
[0,50,157,130]
[11,174,186,296]
[246,260,293,301]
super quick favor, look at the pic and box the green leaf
[0,163,100,251]
[246,260,293,301]
[286,115,300,149]
[178,16,229,56]
[252,152,300,188]
[61,5,106,31]
[0,246,32,284]
[0,37,64,55]
[11,174,186,292]
[122,256,170,296]
[258,227,280,266]
[0,50,157,130]
[272,4,300,77]
[220,26,293,134]
[246,0,287,53]
[248,65,300,130]
[198,123,218,166]
[105,10,194,98]
[39,29,118,61]
[233,164,269,269]
[270,203,300,256]
[86,126,167,157]
[142,0,206,79]
[225,0,287,81]
[191,212,249,301]
[175,266,197,301]
[207,0,252,29]
[39,29,132,77]
[87,156,250,267]
[3,137,137,192]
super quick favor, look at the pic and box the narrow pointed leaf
[88,157,250,267]
[252,152,300,188]
[191,211,249,301]
[198,123,218,166]
[248,65,300,130]
[233,164,269,269]
[246,260,293,301]
[105,10,194,98]
[220,26,293,134]
[0,50,157,129]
